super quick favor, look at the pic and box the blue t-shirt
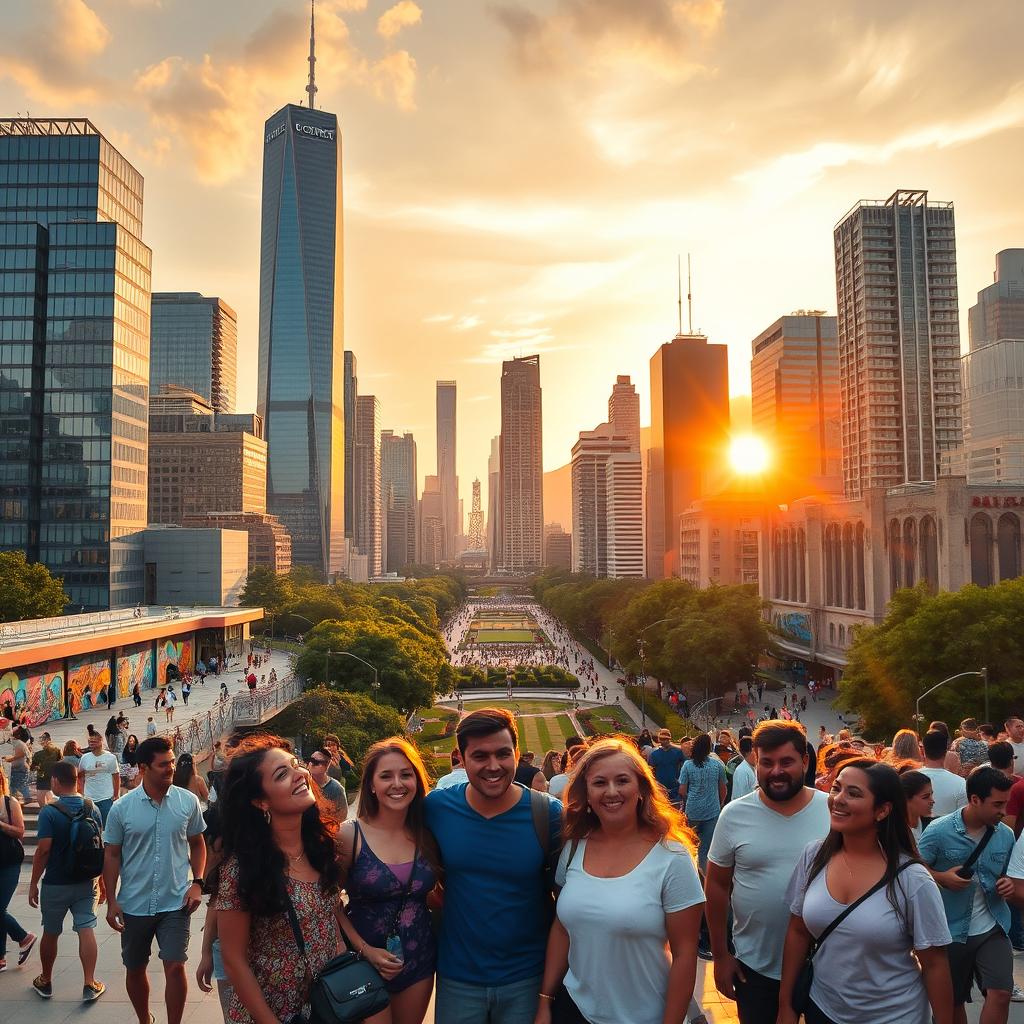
[679,758,727,822]
[648,746,685,794]
[37,796,102,886]
[424,782,562,985]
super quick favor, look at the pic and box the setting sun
[729,434,771,475]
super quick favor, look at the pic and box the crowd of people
[5,703,1024,1024]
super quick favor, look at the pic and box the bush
[625,685,693,738]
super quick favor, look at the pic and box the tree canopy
[0,551,69,622]
[839,579,1024,737]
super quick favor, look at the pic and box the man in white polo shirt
[919,729,968,817]
[77,731,120,825]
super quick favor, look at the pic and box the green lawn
[586,707,636,735]
[476,629,535,643]
[517,713,576,755]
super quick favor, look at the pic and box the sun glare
[729,434,771,475]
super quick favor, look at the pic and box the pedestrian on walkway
[705,721,830,1023]
[182,681,191,707]
[0,766,35,972]
[145,716,157,738]
[77,730,119,825]
[307,748,348,819]
[30,731,61,807]
[919,730,968,817]
[102,736,206,1024]
[424,708,562,1024]
[4,725,32,803]
[164,685,178,722]
[535,737,704,1024]
[648,729,685,807]
[26,759,105,1001]
[678,734,727,874]
[132,682,142,708]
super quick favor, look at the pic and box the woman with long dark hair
[778,759,953,1024]
[899,769,935,844]
[337,738,438,1024]
[121,734,140,767]
[677,733,726,872]
[215,735,343,1024]
[534,738,703,1024]
[173,751,210,806]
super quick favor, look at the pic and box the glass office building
[0,119,151,610]
[151,292,237,413]
[257,104,345,577]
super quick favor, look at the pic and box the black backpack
[52,799,105,881]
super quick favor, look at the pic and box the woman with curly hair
[533,737,704,1024]
[888,729,923,765]
[337,738,438,1024]
[215,735,344,1024]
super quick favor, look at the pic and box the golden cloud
[377,1,423,39]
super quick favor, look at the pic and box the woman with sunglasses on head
[778,759,953,1024]
[337,738,438,1024]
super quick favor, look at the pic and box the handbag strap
[961,825,995,873]
[387,844,419,934]
[811,860,914,958]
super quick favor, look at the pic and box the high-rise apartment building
[257,20,345,578]
[0,118,152,610]
[381,429,417,573]
[467,479,485,552]
[498,355,544,572]
[962,249,1024,483]
[419,475,444,567]
[543,523,572,569]
[435,380,458,561]
[605,452,644,578]
[487,435,500,567]
[147,386,267,526]
[150,292,237,413]
[353,394,381,576]
[608,375,641,452]
[750,313,842,499]
[646,334,730,578]
[181,511,292,574]
[344,350,357,540]
[833,190,963,499]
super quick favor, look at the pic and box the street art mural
[777,612,813,645]
[115,642,154,698]
[157,634,194,688]
[0,661,65,725]
[67,652,112,713]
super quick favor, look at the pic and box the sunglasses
[308,758,327,766]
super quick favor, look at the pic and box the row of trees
[0,551,69,622]
[534,569,770,698]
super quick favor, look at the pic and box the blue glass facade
[0,123,151,610]
[257,105,344,577]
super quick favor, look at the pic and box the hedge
[625,686,694,738]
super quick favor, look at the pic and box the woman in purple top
[338,738,439,1024]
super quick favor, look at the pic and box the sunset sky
[4,0,1024,516]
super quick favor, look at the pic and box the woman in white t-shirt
[534,738,704,1024]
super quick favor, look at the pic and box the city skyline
[3,1,1022,508]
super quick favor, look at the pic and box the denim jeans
[9,767,31,803]
[435,973,542,1024]
[691,816,719,873]
[0,861,28,960]
[1010,904,1024,949]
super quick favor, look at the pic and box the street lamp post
[914,668,988,736]
[635,613,684,728]
[335,650,381,691]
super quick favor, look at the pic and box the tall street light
[334,650,381,691]
[636,613,684,728]
[914,668,988,737]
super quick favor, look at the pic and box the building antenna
[687,253,693,334]
[305,0,318,110]
[676,254,683,335]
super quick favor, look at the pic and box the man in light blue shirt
[103,736,205,1024]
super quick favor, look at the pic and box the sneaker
[32,975,52,999]
[18,933,37,965]
[697,946,714,961]
[83,980,106,1002]
[1012,985,1024,1003]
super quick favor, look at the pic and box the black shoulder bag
[0,796,25,867]
[282,882,390,1024]
[791,860,914,1014]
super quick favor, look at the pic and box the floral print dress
[216,855,341,1024]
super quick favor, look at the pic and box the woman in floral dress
[216,735,344,1024]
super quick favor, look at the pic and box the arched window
[842,523,854,608]
[855,523,866,609]
[919,516,939,592]
[903,518,917,588]
[997,513,1021,581]
[838,624,846,646]
[829,622,835,645]
[889,519,902,593]
[970,514,994,587]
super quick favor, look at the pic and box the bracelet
[538,993,555,1002]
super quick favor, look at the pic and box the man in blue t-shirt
[648,729,685,806]
[424,707,562,1024]
[27,758,106,1001]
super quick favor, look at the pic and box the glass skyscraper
[151,292,237,413]
[0,119,151,610]
[257,103,345,577]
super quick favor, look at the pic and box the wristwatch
[190,879,205,893]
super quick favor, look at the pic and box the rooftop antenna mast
[687,253,693,334]
[305,0,318,110]
[676,255,683,335]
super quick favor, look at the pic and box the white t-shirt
[918,767,967,817]
[1009,741,1024,777]
[730,760,757,802]
[707,789,831,978]
[555,838,704,1024]
[549,773,569,798]
[79,750,119,802]
[433,768,468,790]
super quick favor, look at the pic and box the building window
[970,513,993,587]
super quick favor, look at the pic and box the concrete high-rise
[436,381,458,561]
[0,118,151,610]
[750,313,841,499]
[834,190,963,499]
[381,429,417,573]
[646,334,730,578]
[605,453,644,578]
[487,435,500,567]
[353,395,382,576]
[498,355,544,572]
[344,350,357,540]
[467,479,485,553]
[257,12,345,578]
[419,476,444,567]
[151,293,237,414]
[608,375,641,452]
[962,250,1024,483]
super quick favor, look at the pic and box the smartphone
[955,866,975,880]
[385,934,404,962]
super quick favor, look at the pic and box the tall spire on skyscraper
[305,0,318,109]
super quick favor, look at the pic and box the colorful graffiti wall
[115,641,154,698]
[67,652,112,713]
[0,660,65,726]
[157,633,194,688]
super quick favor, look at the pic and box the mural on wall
[115,642,154,698]
[157,634,194,688]
[0,661,65,726]
[777,612,813,645]
[67,652,112,714]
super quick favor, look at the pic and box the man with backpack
[27,759,106,1001]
